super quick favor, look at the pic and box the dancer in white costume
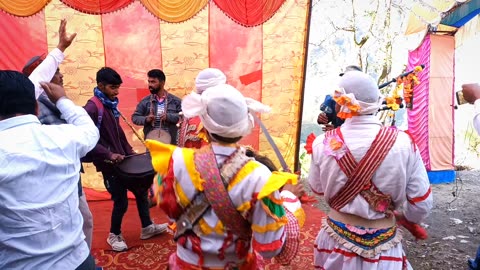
[308,71,433,270]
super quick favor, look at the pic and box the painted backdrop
[0,0,309,196]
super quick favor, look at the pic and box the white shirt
[28,48,64,99]
[308,115,433,223]
[0,98,99,269]
[474,99,480,135]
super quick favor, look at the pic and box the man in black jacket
[132,69,182,145]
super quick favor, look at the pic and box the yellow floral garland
[385,65,423,111]
[333,94,361,119]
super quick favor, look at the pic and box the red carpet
[90,200,325,269]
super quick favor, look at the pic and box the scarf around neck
[94,87,120,118]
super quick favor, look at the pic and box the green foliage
[298,143,312,179]
[464,128,480,157]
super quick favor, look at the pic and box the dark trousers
[102,172,153,235]
[76,254,95,270]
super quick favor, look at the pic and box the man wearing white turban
[194,68,227,94]
[308,71,433,270]
[177,68,227,148]
[146,84,301,269]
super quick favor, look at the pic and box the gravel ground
[404,170,480,270]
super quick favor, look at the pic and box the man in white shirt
[22,19,95,252]
[0,71,99,270]
[461,83,480,135]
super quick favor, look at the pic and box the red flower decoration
[304,133,317,154]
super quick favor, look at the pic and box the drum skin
[146,129,172,144]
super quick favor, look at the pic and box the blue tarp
[427,170,456,184]
[441,0,480,28]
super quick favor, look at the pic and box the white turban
[338,71,382,115]
[182,84,270,138]
[195,68,227,94]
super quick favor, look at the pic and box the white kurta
[308,115,433,270]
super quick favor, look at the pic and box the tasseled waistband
[321,217,403,258]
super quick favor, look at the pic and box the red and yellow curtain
[0,0,309,195]
[0,0,290,24]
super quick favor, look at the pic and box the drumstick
[103,153,148,164]
[118,112,146,146]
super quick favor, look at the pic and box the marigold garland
[333,94,361,119]
[385,65,423,111]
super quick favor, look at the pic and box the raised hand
[57,19,77,52]
[462,83,480,104]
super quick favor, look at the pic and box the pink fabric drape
[428,35,454,170]
[0,11,47,70]
[101,1,163,151]
[209,3,263,149]
[408,35,431,170]
[60,0,133,14]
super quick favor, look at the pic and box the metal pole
[294,0,314,172]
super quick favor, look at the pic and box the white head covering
[182,84,270,138]
[195,68,227,94]
[338,70,382,115]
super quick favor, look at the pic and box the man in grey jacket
[131,69,182,145]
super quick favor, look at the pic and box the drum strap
[89,96,104,129]
[194,146,252,240]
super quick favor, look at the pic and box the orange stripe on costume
[252,237,284,252]
[407,186,432,205]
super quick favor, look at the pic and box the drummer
[131,69,182,145]
[84,67,168,252]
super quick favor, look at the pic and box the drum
[114,153,156,189]
[146,129,172,144]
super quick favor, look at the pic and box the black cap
[0,70,36,117]
[339,65,362,77]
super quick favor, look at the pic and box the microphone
[378,65,425,89]
[319,95,335,113]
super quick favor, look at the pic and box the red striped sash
[194,146,252,240]
[328,127,399,212]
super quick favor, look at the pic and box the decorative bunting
[0,0,51,17]
[212,0,287,27]
[140,0,208,23]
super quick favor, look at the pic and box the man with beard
[132,69,182,145]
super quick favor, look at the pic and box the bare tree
[314,0,408,86]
